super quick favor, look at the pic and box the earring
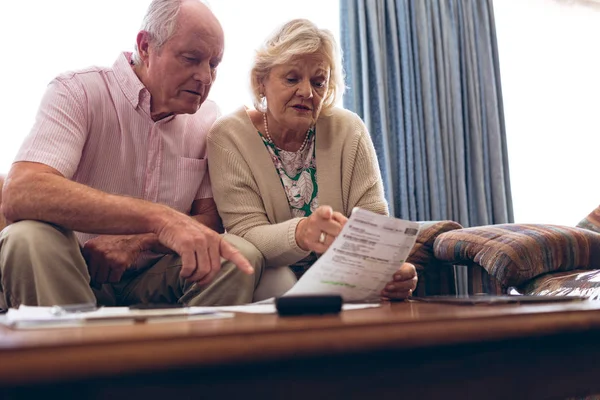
[259,94,267,111]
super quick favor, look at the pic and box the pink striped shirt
[16,52,219,252]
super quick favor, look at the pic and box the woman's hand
[295,205,348,253]
[381,263,418,300]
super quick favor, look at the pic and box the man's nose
[193,62,213,85]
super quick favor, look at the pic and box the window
[0,0,340,173]
[494,0,600,225]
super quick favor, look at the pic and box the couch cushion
[518,269,600,299]
[433,224,600,288]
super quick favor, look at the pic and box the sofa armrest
[408,220,463,267]
[407,220,463,296]
[433,224,600,288]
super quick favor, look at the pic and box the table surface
[2,298,600,387]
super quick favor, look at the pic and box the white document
[0,305,231,329]
[284,207,420,302]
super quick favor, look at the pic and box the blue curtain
[340,0,513,227]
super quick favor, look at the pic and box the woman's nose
[296,80,313,98]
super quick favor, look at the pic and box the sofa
[426,206,600,297]
[3,169,600,299]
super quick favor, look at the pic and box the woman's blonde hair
[250,19,345,115]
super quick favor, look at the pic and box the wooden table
[2,300,600,399]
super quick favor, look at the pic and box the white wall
[493,0,600,225]
[9,0,589,226]
[0,0,339,174]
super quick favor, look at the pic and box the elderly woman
[207,19,417,301]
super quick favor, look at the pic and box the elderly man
[0,0,264,309]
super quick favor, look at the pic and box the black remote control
[275,294,343,316]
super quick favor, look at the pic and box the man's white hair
[132,0,210,65]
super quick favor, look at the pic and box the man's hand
[82,235,145,287]
[381,263,418,300]
[155,216,254,285]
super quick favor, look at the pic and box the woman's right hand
[295,205,347,253]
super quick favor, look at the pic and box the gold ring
[318,232,326,244]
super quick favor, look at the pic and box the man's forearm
[2,166,177,236]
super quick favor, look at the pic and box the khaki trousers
[0,220,264,309]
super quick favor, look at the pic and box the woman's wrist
[294,217,309,251]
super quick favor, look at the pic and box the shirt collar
[113,52,147,110]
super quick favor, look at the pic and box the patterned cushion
[577,204,600,234]
[519,269,600,299]
[433,224,600,288]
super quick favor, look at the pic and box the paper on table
[0,305,231,329]
[284,208,420,302]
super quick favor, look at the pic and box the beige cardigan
[207,107,388,267]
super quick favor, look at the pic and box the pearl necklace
[263,112,311,152]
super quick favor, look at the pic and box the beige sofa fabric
[0,174,6,231]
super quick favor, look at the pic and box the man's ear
[136,31,152,63]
